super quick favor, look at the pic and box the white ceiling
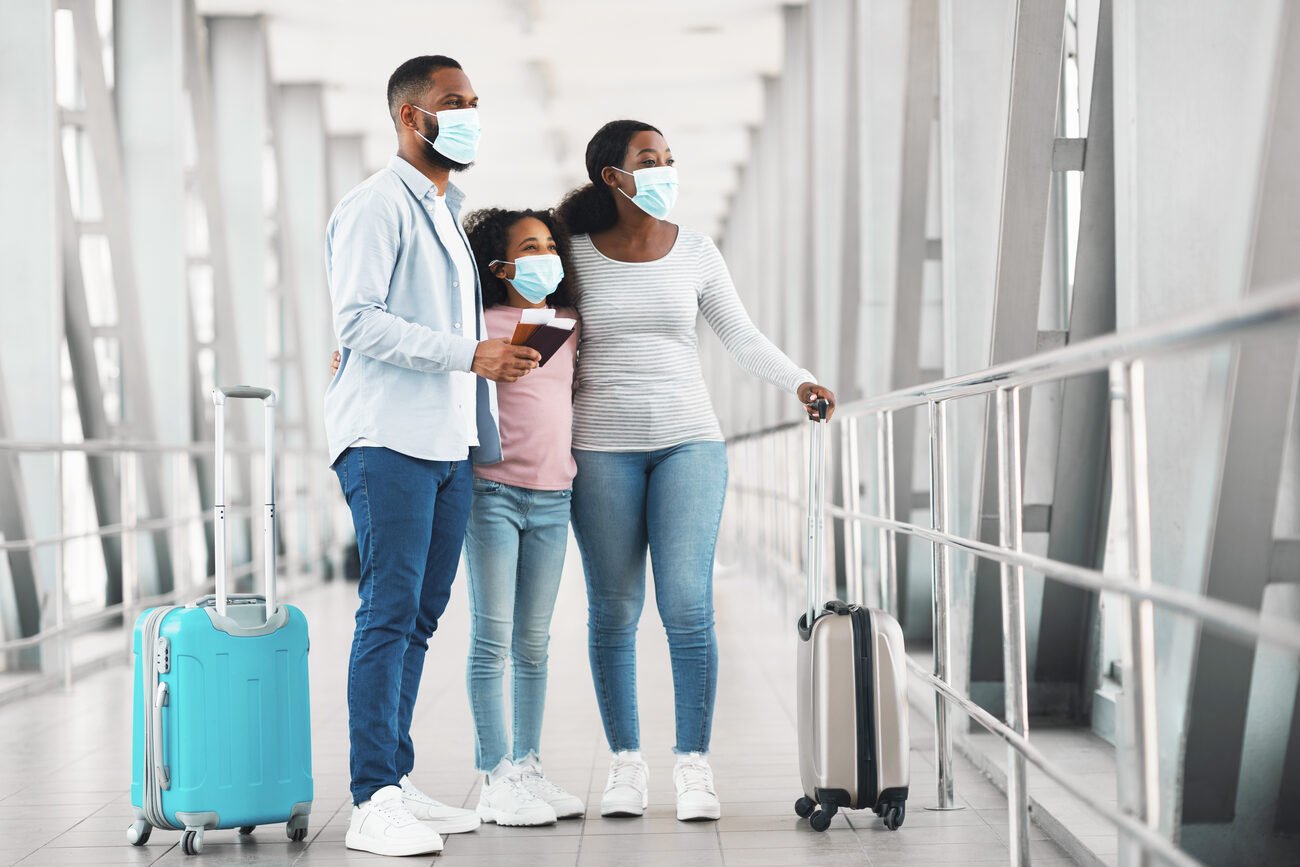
[195,0,795,237]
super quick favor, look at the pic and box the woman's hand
[797,383,837,420]
[330,350,341,377]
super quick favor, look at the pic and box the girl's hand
[797,383,837,420]
[330,350,341,377]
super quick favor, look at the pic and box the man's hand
[330,350,341,376]
[798,382,837,420]
[472,339,541,383]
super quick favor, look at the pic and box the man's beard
[420,119,473,172]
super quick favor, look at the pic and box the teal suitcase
[128,386,313,855]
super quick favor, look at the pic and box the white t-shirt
[350,191,479,453]
[432,192,479,450]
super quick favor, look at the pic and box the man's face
[406,67,479,172]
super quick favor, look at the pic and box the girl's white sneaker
[516,755,586,819]
[476,759,559,827]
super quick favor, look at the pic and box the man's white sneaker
[516,755,586,819]
[398,774,481,834]
[345,785,444,857]
[476,759,558,827]
[673,753,721,821]
[600,751,649,817]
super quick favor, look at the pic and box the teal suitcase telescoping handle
[211,386,278,621]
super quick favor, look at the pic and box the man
[324,55,541,858]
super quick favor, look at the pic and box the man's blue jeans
[334,446,472,805]
[570,441,728,755]
[463,478,572,771]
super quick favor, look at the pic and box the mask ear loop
[409,105,440,150]
[606,167,638,204]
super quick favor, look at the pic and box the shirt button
[453,281,460,288]
[454,322,462,329]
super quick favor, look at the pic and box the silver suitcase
[795,400,910,832]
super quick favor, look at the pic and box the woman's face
[602,130,674,195]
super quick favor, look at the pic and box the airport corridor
[0,535,1074,867]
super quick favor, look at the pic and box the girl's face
[494,216,560,308]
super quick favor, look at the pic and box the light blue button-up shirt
[323,155,501,467]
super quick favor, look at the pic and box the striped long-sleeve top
[569,228,816,452]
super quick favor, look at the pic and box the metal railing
[723,283,1300,867]
[0,436,344,694]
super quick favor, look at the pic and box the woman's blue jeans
[463,478,572,771]
[571,441,728,755]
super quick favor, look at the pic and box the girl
[557,120,836,822]
[459,207,585,827]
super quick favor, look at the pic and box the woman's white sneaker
[600,751,650,817]
[345,785,444,856]
[673,753,721,821]
[398,774,481,834]
[516,755,586,819]
[476,759,558,827]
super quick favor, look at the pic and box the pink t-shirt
[474,305,579,491]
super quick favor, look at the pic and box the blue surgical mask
[611,165,679,220]
[492,254,564,303]
[413,105,481,165]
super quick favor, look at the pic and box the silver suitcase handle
[212,386,277,623]
[805,399,830,628]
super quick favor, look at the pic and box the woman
[558,120,835,822]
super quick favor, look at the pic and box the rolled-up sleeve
[327,189,478,373]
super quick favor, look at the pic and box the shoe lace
[675,759,714,795]
[400,778,440,806]
[521,767,565,799]
[371,795,418,827]
[504,773,544,803]
[608,759,647,791]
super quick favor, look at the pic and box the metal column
[888,0,939,631]
[968,0,1067,707]
[0,0,60,650]
[1180,0,1300,830]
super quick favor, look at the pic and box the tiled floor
[0,536,1077,866]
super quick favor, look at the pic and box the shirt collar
[388,155,467,207]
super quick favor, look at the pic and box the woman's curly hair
[556,119,662,235]
[463,207,576,309]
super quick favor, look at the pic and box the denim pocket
[472,478,502,494]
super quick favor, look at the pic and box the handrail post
[996,387,1031,864]
[927,399,959,811]
[171,452,189,596]
[879,410,899,616]
[121,451,139,658]
[1109,361,1160,867]
[54,450,70,691]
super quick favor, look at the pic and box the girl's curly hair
[463,207,576,309]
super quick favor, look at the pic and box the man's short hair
[387,55,462,125]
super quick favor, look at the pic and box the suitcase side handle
[805,401,830,629]
[153,681,170,790]
[211,386,277,622]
